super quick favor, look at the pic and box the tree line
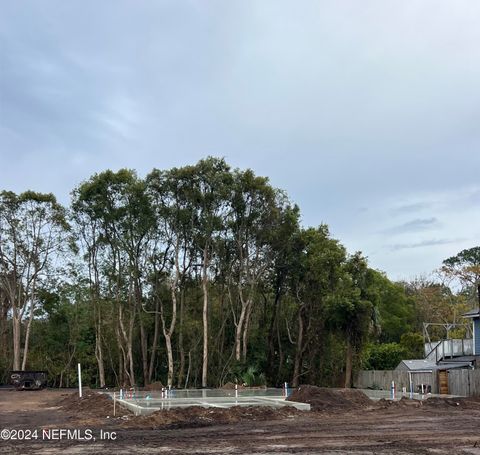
[1,157,479,388]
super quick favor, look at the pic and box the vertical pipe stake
[78,363,82,398]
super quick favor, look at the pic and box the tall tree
[266,204,300,384]
[442,247,480,307]
[0,191,70,370]
[371,272,415,343]
[227,169,279,361]
[72,170,154,386]
[146,167,195,387]
[0,272,13,367]
[290,226,346,387]
[327,252,379,388]
[190,158,232,387]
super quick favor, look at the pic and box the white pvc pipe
[78,363,82,398]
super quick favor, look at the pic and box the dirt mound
[221,382,241,389]
[374,396,480,410]
[421,396,480,409]
[374,397,421,409]
[143,381,164,391]
[129,405,302,429]
[57,391,119,418]
[421,397,463,408]
[287,385,372,411]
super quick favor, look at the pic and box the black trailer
[10,371,47,390]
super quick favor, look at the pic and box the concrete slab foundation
[106,388,311,416]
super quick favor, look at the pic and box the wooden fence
[354,370,438,393]
[355,369,480,397]
[448,369,480,396]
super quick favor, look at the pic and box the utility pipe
[77,363,82,398]
[390,380,395,400]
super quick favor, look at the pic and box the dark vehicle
[10,371,47,390]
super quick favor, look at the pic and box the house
[462,308,480,355]
[395,358,472,394]
[393,316,480,394]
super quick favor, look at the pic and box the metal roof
[397,359,472,371]
[435,362,473,370]
[397,359,436,371]
[463,308,480,318]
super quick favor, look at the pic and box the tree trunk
[292,305,305,387]
[148,298,160,384]
[21,316,33,371]
[12,313,21,371]
[177,288,185,388]
[94,303,106,388]
[118,350,124,387]
[139,315,149,386]
[234,300,248,361]
[128,309,136,386]
[241,300,253,361]
[165,333,174,387]
[116,315,127,386]
[95,324,106,388]
[135,278,149,386]
[118,305,136,387]
[161,244,180,388]
[202,248,209,388]
[267,291,281,381]
[0,294,9,361]
[185,350,192,389]
[21,280,37,371]
[127,339,135,386]
[344,336,353,388]
[276,314,284,385]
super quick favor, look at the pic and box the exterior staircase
[424,339,473,363]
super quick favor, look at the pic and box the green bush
[400,332,424,358]
[363,343,407,370]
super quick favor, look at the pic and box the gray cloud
[1,1,480,280]
[388,239,462,252]
[390,202,433,215]
[383,217,440,234]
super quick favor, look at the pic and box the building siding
[474,319,480,355]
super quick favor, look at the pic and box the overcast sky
[1,1,479,281]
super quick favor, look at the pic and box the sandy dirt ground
[2,387,480,454]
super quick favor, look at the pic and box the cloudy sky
[1,1,479,281]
